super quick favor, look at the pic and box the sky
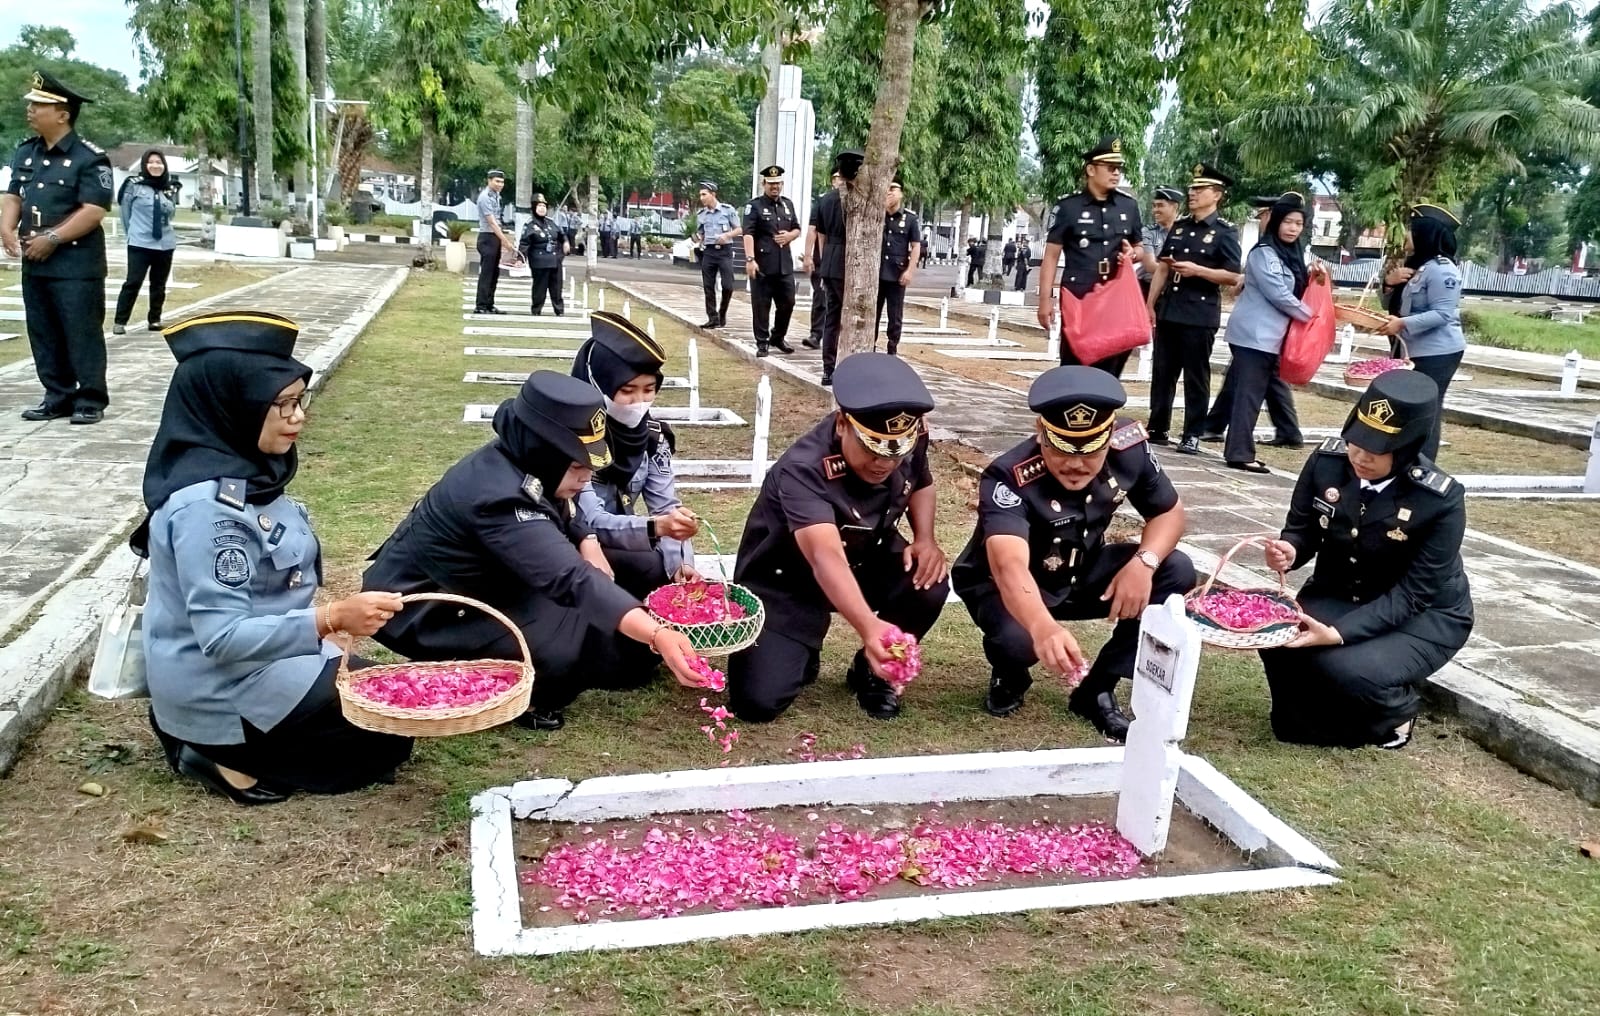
[2,0,148,84]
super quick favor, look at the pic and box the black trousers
[474,232,502,311]
[608,545,671,600]
[629,233,642,258]
[475,598,659,712]
[808,271,827,345]
[1220,345,1301,464]
[1015,264,1030,291]
[750,271,796,347]
[960,544,1196,701]
[163,657,413,795]
[875,278,906,354]
[23,273,108,412]
[820,276,845,376]
[1408,351,1463,461]
[1148,320,1217,440]
[529,265,564,315]
[966,260,981,287]
[599,230,615,257]
[114,245,174,327]
[727,548,950,723]
[1203,347,1300,444]
[1259,620,1457,747]
[701,249,734,322]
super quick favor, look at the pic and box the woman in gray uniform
[137,312,412,805]
[570,311,700,597]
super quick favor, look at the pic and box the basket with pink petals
[645,517,765,656]
[1185,537,1302,650]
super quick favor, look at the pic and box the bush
[323,203,348,227]
[371,213,416,231]
[445,219,474,242]
[258,203,292,227]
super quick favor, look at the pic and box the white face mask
[604,394,652,428]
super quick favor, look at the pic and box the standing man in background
[875,180,921,355]
[1136,186,1182,288]
[810,151,861,387]
[2,71,113,425]
[472,170,509,315]
[1014,236,1031,291]
[694,181,741,329]
[1002,236,1017,277]
[803,171,842,352]
[627,214,644,259]
[598,207,616,259]
[742,165,800,358]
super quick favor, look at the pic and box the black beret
[161,311,299,363]
[1029,365,1127,454]
[1153,187,1184,203]
[486,169,506,180]
[832,352,934,457]
[1343,370,1439,455]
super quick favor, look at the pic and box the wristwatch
[1135,550,1160,570]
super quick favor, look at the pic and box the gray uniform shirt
[1398,257,1466,357]
[119,180,177,251]
[144,479,336,745]
[697,202,741,249]
[476,187,502,231]
[1135,222,1171,281]
[574,429,694,575]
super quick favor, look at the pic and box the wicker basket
[1343,335,1413,387]
[1333,303,1390,331]
[1185,537,1302,651]
[336,592,534,737]
[644,516,765,656]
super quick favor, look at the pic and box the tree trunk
[419,121,436,262]
[325,113,346,200]
[584,169,600,275]
[307,0,329,196]
[755,31,783,178]
[335,110,371,201]
[953,197,972,293]
[249,0,275,204]
[286,0,309,213]
[984,205,1005,281]
[195,137,214,210]
[839,0,930,355]
[515,62,535,213]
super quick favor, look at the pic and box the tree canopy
[0,27,151,149]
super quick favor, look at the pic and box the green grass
[3,272,1599,1014]
[1462,306,1600,358]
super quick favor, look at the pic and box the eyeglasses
[270,393,312,419]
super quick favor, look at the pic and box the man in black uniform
[1014,237,1031,291]
[726,353,950,723]
[742,164,800,357]
[810,150,861,386]
[803,171,840,352]
[2,71,113,425]
[518,193,570,316]
[965,238,986,287]
[952,366,1194,741]
[1145,163,1243,453]
[875,180,921,355]
[1036,135,1145,377]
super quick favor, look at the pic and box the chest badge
[63,159,70,167]
[1398,507,1412,522]
[1203,232,1215,243]
[257,514,273,532]
[1324,487,1340,504]
[1319,516,1329,528]
[287,570,304,589]
[1386,528,1408,541]
[1079,237,1089,248]
[1043,537,1065,572]
[1050,499,1061,513]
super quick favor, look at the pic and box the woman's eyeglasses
[271,393,312,419]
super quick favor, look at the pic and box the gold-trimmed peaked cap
[1190,162,1234,190]
[760,164,785,182]
[1030,365,1126,455]
[513,370,612,470]
[832,352,934,458]
[1082,135,1125,166]
[161,311,300,363]
[588,310,666,375]
[1342,370,1439,454]
[24,70,91,109]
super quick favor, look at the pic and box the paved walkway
[0,263,408,772]
[621,276,1600,805]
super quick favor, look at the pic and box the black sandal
[1226,460,1270,474]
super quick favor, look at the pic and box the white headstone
[1115,594,1202,856]
[1563,350,1582,397]
[622,298,631,320]
[939,297,949,330]
[599,288,607,311]
[583,282,590,309]
[1045,303,1060,362]
[688,337,701,413]
[647,318,656,341]
[751,375,772,485]
[1134,342,1152,382]
[1587,416,1600,494]
[1337,323,1355,364]
[988,308,1000,345]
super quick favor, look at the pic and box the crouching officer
[742,164,799,357]
[727,353,950,723]
[952,366,1195,741]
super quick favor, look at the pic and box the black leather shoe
[1226,460,1270,474]
[847,665,901,720]
[1262,437,1304,448]
[771,339,796,354]
[148,707,182,775]
[20,402,71,422]
[70,406,103,425]
[756,345,770,358]
[701,319,719,329]
[1146,432,1170,446]
[802,337,821,349]
[1199,432,1224,443]
[1175,436,1201,454]
[1069,690,1132,742]
[176,746,290,805]
[514,708,565,731]
[486,307,507,315]
[820,373,833,387]
[982,677,1028,718]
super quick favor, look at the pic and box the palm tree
[1239,0,1600,241]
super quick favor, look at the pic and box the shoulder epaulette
[1109,421,1148,451]
[1316,437,1347,455]
[215,478,247,510]
[1407,465,1454,495]
[1012,455,1047,488]
[81,139,104,155]
[823,455,848,481]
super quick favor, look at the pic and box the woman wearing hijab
[113,150,179,335]
[1377,205,1465,460]
[1257,370,1473,749]
[361,370,710,731]
[1213,192,1321,473]
[138,311,413,805]
[569,311,700,597]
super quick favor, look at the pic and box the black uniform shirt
[362,442,639,659]
[810,189,847,280]
[1153,211,1242,328]
[951,420,1178,606]
[1045,189,1142,298]
[733,414,933,646]
[518,214,564,268]
[880,208,921,282]
[5,130,112,279]
[1279,438,1473,646]
[743,193,800,276]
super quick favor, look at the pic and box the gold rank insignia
[1387,528,1408,541]
[1398,507,1412,522]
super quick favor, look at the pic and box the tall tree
[285,0,310,210]
[249,0,275,202]
[18,25,75,59]
[2,29,150,149]
[307,0,329,197]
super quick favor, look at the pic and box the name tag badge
[1313,498,1335,515]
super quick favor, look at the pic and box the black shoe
[1175,436,1201,454]
[1069,690,1132,742]
[847,664,901,720]
[148,320,164,331]
[717,313,730,327]
[701,319,719,329]
[756,345,770,358]
[1379,720,1415,750]
[486,307,507,315]
[148,707,182,775]
[111,323,126,336]
[70,406,103,425]
[1146,432,1171,446]
[1262,437,1304,448]
[176,746,290,806]
[20,402,71,422]
[982,677,1029,718]
[820,373,833,387]
[802,337,822,350]
[771,339,796,354]
[514,708,565,731]
[1226,460,1270,474]
[1199,432,1224,443]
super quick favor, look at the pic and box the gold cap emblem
[31,71,43,89]
[1066,404,1098,428]
[590,408,607,434]
[1110,138,1122,153]
[885,411,917,435]
[1365,398,1394,425]
[1193,163,1205,176]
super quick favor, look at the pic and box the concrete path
[0,263,409,773]
[623,276,1600,806]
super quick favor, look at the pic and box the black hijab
[1386,216,1458,315]
[571,336,658,486]
[1258,196,1309,298]
[492,399,579,508]
[139,149,173,191]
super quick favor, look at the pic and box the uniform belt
[1097,258,1112,278]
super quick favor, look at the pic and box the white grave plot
[1456,416,1600,498]
[464,326,591,341]
[468,595,1337,957]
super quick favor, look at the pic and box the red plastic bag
[1279,277,1336,384]
[1058,255,1149,364]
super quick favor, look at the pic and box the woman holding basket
[1257,370,1473,749]
[361,371,708,731]
[136,312,413,805]
[1377,205,1465,460]
[569,311,700,597]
